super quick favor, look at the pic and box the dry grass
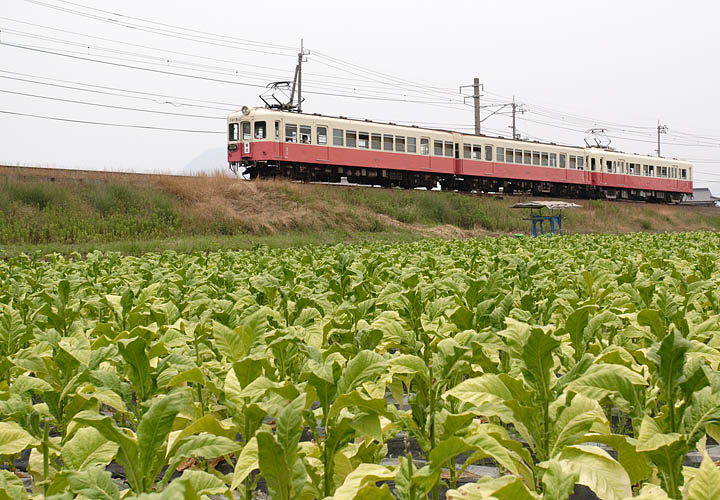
[1,165,718,246]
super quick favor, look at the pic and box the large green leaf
[541,460,577,500]
[0,469,29,500]
[0,421,37,455]
[521,328,559,401]
[685,444,720,500]
[336,350,386,395]
[64,466,120,500]
[256,431,291,500]
[230,436,258,490]
[566,364,643,416]
[554,445,632,500]
[446,475,539,500]
[332,463,394,500]
[136,392,184,478]
[61,427,118,471]
[548,394,606,458]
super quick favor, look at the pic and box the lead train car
[228,107,692,202]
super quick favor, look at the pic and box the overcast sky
[1,0,719,192]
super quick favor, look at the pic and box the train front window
[285,124,297,143]
[407,137,417,153]
[228,123,239,141]
[317,126,327,145]
[254,121,266,139]
[242,122,251,140]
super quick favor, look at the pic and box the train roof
[228,107,691,165]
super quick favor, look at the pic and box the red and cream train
[228,107,692,202]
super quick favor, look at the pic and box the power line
[0,71,239,111]
[0,88,226,119]
[36,0,298,51]
[21,0,299,57]
[0,109,223,133]
[0,42,475,109]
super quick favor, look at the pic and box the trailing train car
[228,107,692,202]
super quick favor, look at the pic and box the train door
[452,133,463,175]
[315,124,329,163]
[420,136,431,170]
[273,120,282,159]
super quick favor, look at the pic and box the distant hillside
[0,165,719,255]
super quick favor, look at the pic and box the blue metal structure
[511,201,580,237]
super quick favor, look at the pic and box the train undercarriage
[233,161,684,204]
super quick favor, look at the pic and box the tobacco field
[2,232,720,500]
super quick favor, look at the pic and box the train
[227,107,692,203]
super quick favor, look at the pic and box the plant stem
[42,418,49,496]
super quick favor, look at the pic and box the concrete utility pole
[511,97,525,140]
[290,39,309,112]
[460,78,484,134]
[656,121,668,157]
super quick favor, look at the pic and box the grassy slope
[1,166,719,255]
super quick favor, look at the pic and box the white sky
[1,0,719,193]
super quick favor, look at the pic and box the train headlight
[228,144,238,152]
[241,106,250,115]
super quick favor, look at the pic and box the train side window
[541,152,549,166]
[228,123,239,141]
[591,158,596,171]
[549,153,556,167]
[407,137,417,153]
[371,133,382,150]
[506,149,514,163]
[396,136,405,152]
[358,132,369,149]
[681,168,687,180]
[559,153,566,168]
[254,121,266,139]
[317,126,327,145]
[472,145,482,160]
[628,163,635,175]
[275,121,280,139]
[242,122,251,140]
[578,156,584,170]
[285,124,297,143]
[532,151,541,166]
[333,129,344,146]
[346,130,357,147]
[463,144,472,159]
[606,160,612,173]
[420,138,429,155]
[488,146,496,161]
[569,156,577,169]
[515,149,523,164]
[434,140,443,156]
[300,125,311,144]
[523,150,532,165]
[384,135,394,151]
[445,142,454,157]
[649,165,654,176]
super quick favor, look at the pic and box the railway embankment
[1,165,718,255]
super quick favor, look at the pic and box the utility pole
[511,97,525,140]
[289,39,309,112]
[460,78,484,134]
[656,121,667,157]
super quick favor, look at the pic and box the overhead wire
[0,109,223,133]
